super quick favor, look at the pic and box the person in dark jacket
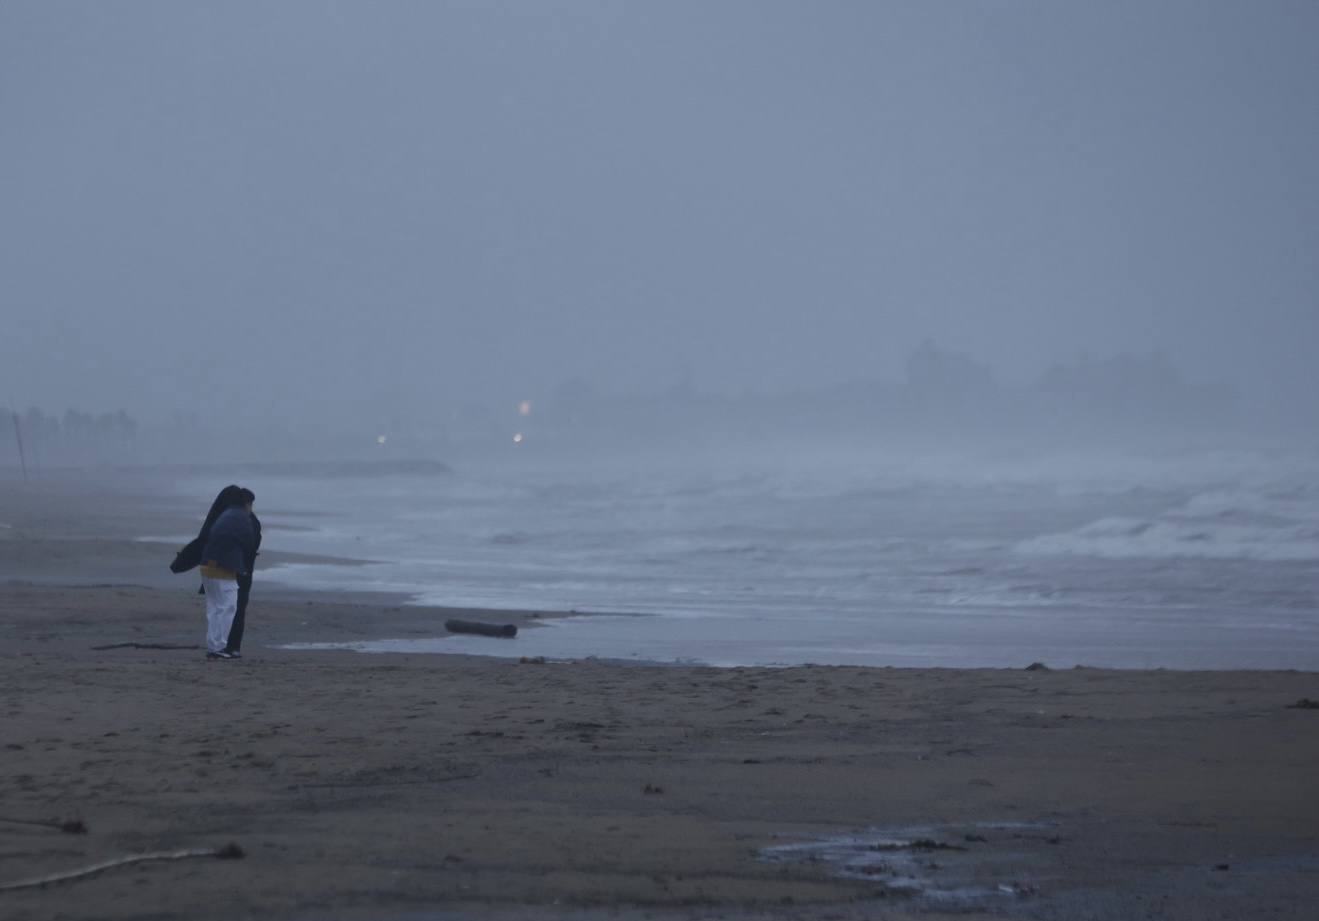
[171,484,245,574]
[226,488,261,656]
[199,492,257,660]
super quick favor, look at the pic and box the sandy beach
[2,475,1318,920]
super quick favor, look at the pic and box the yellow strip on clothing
[200,562,237,581]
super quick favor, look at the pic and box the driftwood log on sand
[0,844,243,892]
[445,619,517,639]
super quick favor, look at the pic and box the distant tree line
[1,406,140,468]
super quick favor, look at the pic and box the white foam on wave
[1018,487,1319,562]
[1183,486,1319,521]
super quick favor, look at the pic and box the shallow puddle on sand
[760,821,1053,903]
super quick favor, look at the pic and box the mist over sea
[158,447,1319,670]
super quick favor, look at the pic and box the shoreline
[0,579,577,660]
[6,549,1318,671]
[14,574,1319,673]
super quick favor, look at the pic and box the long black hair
[170,484,250,575]
[201,484,247,535]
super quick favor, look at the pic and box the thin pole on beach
[8,400,28,482]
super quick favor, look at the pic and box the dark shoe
[207,650,234,660]
[224,649,242,659]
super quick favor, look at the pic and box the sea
[161,446,1319,670]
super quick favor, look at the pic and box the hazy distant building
[905,340,996,401]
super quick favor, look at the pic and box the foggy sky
[3,1,1316,426]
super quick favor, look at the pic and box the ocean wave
[1182,487,1319,522]
[1018,512,1319,562]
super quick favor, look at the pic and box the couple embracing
[171,485,262,659]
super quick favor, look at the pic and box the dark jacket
[171,485,245,574]
[201,508,257,576]
[246,514,263,572]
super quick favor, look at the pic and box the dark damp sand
[1,474,1318,920]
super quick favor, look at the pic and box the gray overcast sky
[2,1,1316,423]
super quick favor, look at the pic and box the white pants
[203,577,239,654]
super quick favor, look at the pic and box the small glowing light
[518,400,533,416]
[376,435,387,445]
[512,432,524,444]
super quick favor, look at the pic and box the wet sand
[2,474,1318,919]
